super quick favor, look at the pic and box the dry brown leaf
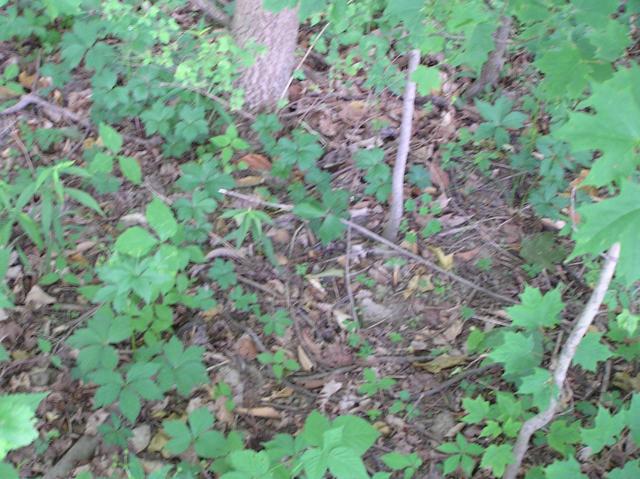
[414,354,467,373]
[427,161,450,191]
[339,100,368,124]
[235,176,264,187]
[25,285,56,308]
[239,153,271,170]
[297,345,314,371]
[236,406,281,419]
[456,247,481,262]
[429,246,454,270]
[233,334,257,360]
[148,431,169,456]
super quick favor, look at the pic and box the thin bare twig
[279,22,331,103]
[217,188,516,304]
[503,242,621,479]
[344,226,359,325]
[384,49,420,241]
[42,434,100,479]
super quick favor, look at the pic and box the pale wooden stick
[384,49,420,242]
[503,242,621,479]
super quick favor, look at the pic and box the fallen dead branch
[503,242,621,479]
[218,188,517,304]
[42,434,101,479]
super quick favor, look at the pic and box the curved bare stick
[503,242,621,479]
[384,49,420,242]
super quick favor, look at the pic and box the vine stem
[384,48,420,242]
[503,242,621,479]
[217,188,516,304]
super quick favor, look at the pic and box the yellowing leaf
[414,354,467,373]
[429,246,454,270]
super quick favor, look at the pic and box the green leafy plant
[257,349,300,380]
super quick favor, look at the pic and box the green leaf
[412,65,441,96]
[293,202,325,220]
[607,460,640,479]
[188,408,214,437]
[535,43,592,99]
[555,67,640,185]
[0,346,8,363]
[0,462,19,479]
[318,214,345,244]
[462,395,490,424]
[164,420,192,455]
[480,444,513,477]
[547,420,581,457]
[16,213,43,250]
[580,406,626,454]
[65,188,104,215]
[228,450,271,475]
[629,394,640,446]
[119,387,141,422]
[301,411,331,447]
[488,331,537,376]
[507,286,564,330]
[573,332,612,372]
[194,430,227,459]
[517,367,555,411]
[568,181,640,286]
[0,393,47,461]
[544,457,588,479]
[114,227,158,258]
[146,198,178,241]
[99,123,123,153]
[118,156,142,185]
[328,447,369,479]
[332,415,380,455]
[300,448,328,479]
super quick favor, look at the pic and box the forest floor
[0,15,606,479]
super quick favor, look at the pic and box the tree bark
[232,0,299,111]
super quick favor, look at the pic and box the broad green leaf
[114,227,158,258]
[65,188,104,215]
[507,286,564,330]
[164,420,191,455]
[188,408,214,437]
[629,394,640,446]
[327,447,369,479]
[462,395,490,424]
[16,213,43,250]
[118,156,142,185]
[228,450,270,475]
[535,43,592,99]
[555,67,640,186]
[0,393,47,461]
[412,65,441,96]
[292,202,325,220]
[0,346,7,362]
[569,181,640,286]
[547,420,581,457]
[146,198,178,241]
[607,460,640,479]
[545,457,588,479]
[301,411,331,447]
[488,331,537,376]
[580,406,626,454]
[99,123,123,153]
[119,387,141,422]
[573,332,612,372]
[300,448,328,479]
[480,444,513,477]
[517,367,555,410]
[333,415,379,455]
[194,430,227,459]
[0,462,18,479]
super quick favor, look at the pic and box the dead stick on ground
[344,226,359,324]
[503,242,621,479]
[218,188,516,304]
[466,16,512,98]
[42,434,101,479]
[384,48,420,242]
[0,93,155,147]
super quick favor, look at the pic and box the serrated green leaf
[629,394,640,446]
[412,65,441,96]
[568,181,640,286]
[580,406,626,454]
[332,415,379,455]
[114,227,158,258]
[146,198,178,241]
[507,286,564,330]
[118,156,142,185]
[480,444,513,477]
[573,332,612,372]
[555,67,640,185]
[547,420,581,457]
[99,123,123,153]
[327,446,369,479]
[607,459,640,479]
[488,331,537,376]
[462,395,490,424]
[545,456,588,478]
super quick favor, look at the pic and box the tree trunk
[232,0,299,111]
